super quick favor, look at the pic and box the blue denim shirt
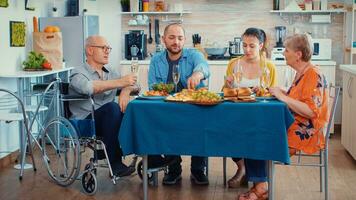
[148,48,210,90]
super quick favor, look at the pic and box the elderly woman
[237,34,328,200]
[224,27,277,188]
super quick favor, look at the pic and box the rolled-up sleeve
[192,51,210,79]
[70,73,94,96]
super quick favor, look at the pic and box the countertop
[340,65,356,75]
[120,59,336,66]
[0,67,73,78]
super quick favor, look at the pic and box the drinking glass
[131,57,139,75]
[233,60,243,88]
[172,64,180,93]
[260,66,270,102]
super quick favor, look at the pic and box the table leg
[143,155,148,200]
[268,160,274,200]
[14,78,33,176]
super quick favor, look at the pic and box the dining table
[119,97,294,200]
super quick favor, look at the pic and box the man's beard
[166,46,182,55]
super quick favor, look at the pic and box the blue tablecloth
[119,99,294,164]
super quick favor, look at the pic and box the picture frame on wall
[9,21,26,47]
[0,0,9,7]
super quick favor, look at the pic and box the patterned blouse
[287,67,328,154]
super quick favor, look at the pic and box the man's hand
[118,88,131,113]
[187,72,204,89]
[120,74,137,87]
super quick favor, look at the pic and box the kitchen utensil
[154,19,160,45]
[192,34,202,46]
[148,19,153,44]
[130,45,139,57]
[204,47,227,56]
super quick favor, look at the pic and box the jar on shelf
[154,0,166,12]
[143,0,149,12]
[304,0,312,10]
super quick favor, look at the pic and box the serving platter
[136,94,167,100]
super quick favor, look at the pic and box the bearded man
[148,23,210,185]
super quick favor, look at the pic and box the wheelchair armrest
[61,94,91,101]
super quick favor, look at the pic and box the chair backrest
[0,89,29,128]
[324,85,340,149]
[0,92,18,112]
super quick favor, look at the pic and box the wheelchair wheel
[81,169,97,195]
[137,160,154,182]
[41,116,81,186]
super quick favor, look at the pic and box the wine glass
[233,60,243,88]
[131,57,139,75]
[260,66,270,102]
[172,64,180,93]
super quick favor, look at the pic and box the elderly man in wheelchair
[68,35,138,178]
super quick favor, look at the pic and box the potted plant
[120,0,130,12]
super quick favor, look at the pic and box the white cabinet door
[209,65,228,92]
[341,72,353,158]
[350,73,356,159]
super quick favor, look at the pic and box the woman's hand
[225,75,234,88]
[269,87,286,101]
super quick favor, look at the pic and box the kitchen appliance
[271,47,285,61]
[125,30,147,60]
[39,15,99,67]
[275,26,286,48]
[271,26,287,61]
[311,38,332,60]
[229,37,243,57]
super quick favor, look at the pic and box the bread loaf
[238,87,252,96]
[223,88,238,97]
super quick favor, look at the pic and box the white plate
[255,96,277,100]
[136,95,166,100]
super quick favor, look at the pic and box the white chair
[0,88,36,180]
[272,85,340,200]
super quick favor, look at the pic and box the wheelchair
[38,79,137,195]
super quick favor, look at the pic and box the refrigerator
[39,15,99,68]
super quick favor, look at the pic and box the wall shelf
[120,11,192,16]
[121,11,192,23]
[270,9,345,14]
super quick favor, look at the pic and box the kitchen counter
[340,65,356,75]
[119,60,230,65]
[120,59,336,66]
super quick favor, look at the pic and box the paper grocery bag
[33,32,63,69]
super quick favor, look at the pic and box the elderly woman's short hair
[284,34,313,62]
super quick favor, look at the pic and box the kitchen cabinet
[340,65,356,160]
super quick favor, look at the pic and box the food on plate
[256,87,272,97]
[152,83,175,93]
[166,88,222,103]
[238,87,252,96]
[223,88,238,97]
[144,90,169,96]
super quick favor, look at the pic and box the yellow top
[225,56,277,87]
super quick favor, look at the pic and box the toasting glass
[172,64,180,93]
[233,60,243,88]
[131,57,139,75]
[260,66,270,102]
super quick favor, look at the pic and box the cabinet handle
[348,77,353,98]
